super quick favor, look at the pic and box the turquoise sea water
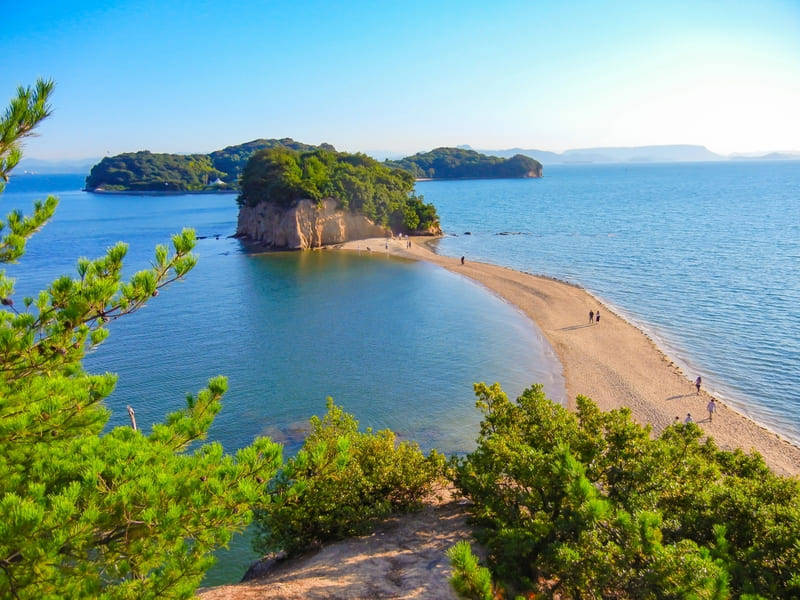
[2,173,564,584]
[420,161,800,448]
[4,162,799,583]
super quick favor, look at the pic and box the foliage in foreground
[1,81,284,599]
[446,540,495,600]
[453,383,800,600]
[252,399,446,557]
[238,147,440,233]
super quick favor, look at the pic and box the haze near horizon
[5,0,800,160]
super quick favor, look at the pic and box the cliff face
[236,198,390,250]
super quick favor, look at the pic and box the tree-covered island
[84,138,328,192]
[237,147,439,235]
[385,147,543,179]
[84,142,543,193]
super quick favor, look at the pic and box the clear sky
[6,0,800,160]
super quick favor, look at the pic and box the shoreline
[333,235,800,477]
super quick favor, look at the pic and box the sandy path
[197,487,472,600]
[338,236,800,477]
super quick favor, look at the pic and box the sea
[3,160,799,585]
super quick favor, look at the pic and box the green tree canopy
[386,147,543,179]
[238,147,440,233]
[85,138,336,192]
[2,81,283,599]
[85,151,224,192]
[208,138,334,185]
[454,382,800,599]
[252,399,445,557]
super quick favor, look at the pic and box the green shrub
[252,399,446,557]
[454,382,800,599]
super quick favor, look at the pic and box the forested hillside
[84,151,223,192]
[209,138,334,185]
[386,147,543,179]
[85,138,331,192]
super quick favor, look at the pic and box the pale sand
[336,236,800,477]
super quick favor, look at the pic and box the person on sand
[695,376,702,394]
[595,310,600,324]
[684,413,693,424]
[461,256,465,265]
[707,399,717,421]
[589,310,594,323]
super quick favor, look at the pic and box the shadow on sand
[560,323,597,331]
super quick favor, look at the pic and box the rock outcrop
[236,198,389,250]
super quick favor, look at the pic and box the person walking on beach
[461,256,465,265]
[695,376,702,394]
[595,310,600,324]
[589,310,594,323]
[707,399,716,422]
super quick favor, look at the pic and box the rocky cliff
[236,198,391,250]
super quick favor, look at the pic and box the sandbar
[335,236,800,477]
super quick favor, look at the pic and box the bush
[252,399,446,557]
[454,382,800,599]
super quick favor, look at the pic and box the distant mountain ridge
[17,157,100,174]
[472,144,726,164]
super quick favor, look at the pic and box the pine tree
[0,81,283,599]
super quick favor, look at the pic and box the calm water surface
[420,160,800,447]
[2,173,563,584]
[4,162,798,584]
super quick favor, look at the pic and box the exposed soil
[196,487,476,600]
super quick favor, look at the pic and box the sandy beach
[336,236,800,477]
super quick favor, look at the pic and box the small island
[84,141,543,193]
[385,146,543,179]
[236,147,441,249]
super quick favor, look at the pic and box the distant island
[83,141,543,193]
[467,143,725,164]
[465,143,800,164]
[384,147,543,179]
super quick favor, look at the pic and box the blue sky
[6,0,800,159]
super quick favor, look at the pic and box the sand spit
[335,236,800,477]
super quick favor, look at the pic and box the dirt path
[197,488,473,600]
